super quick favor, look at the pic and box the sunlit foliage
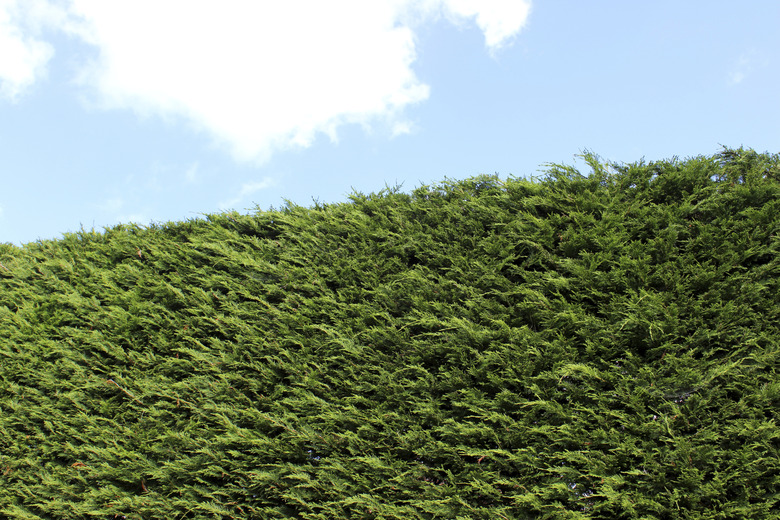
[1,148,778,519]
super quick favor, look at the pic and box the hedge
[1,148,778,519]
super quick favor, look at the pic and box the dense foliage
[1,149,778,519]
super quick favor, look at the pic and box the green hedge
[1,148,778,519]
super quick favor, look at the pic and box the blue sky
[1,1,778,246]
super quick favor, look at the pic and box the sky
[1,1,778,246]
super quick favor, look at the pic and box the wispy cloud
[184,162,199,184]
[97,196,123,213]
[391,119,415,137]
[729,50,767,86]
[116,212,150,226]
[218,177,276,211]
[1,0,531,161]
[729,54,752,85]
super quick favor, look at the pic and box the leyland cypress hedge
[0,148,778,519]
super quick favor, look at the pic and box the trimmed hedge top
[1,148,778,519]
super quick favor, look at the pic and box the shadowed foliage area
[1,148,778,519]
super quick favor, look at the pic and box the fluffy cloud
[0,0,54,100]
[443,0,531,51]
[1,0,531,162]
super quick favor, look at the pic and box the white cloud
[184,162,199,184]
[97,196,123,213]
[1,0,531,159]
[442,0,531,52]
[0,0,87,100]
[728,49,769,86]
[0,0,53,100]
[391,119,415,137]
[218,177,276,211]
[116,212,149,226]
[729,54,751,85]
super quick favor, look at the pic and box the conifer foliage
[1,148,778,519]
